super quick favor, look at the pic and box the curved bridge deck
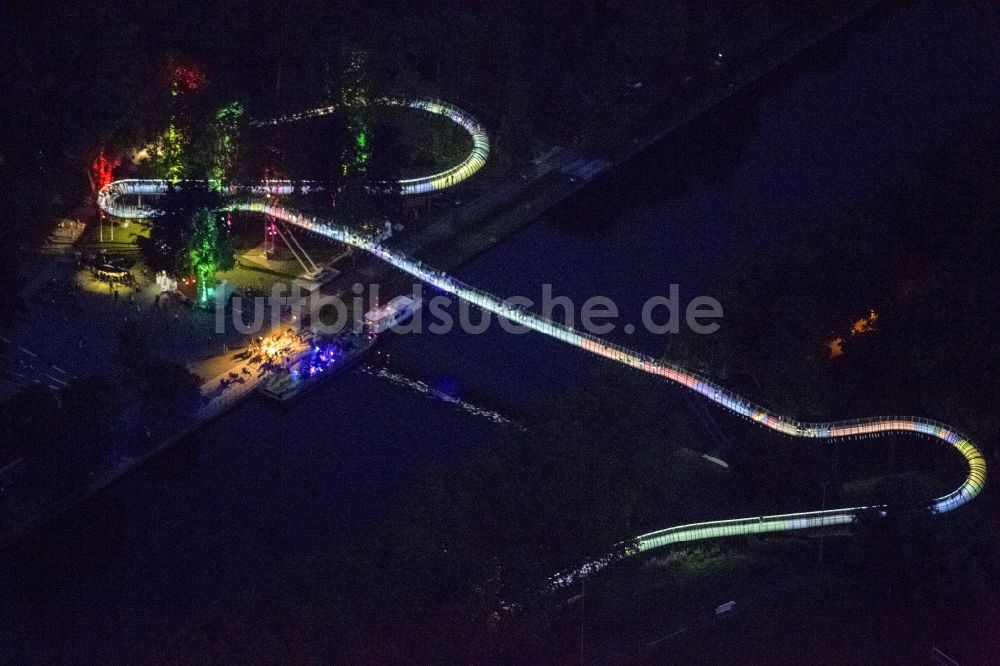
[97,140,985,593]
[250,97,489,195]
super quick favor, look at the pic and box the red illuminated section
[90,150,119,190]
[165,60,207,95]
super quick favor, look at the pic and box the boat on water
[259,295,421,403]
[258,328,375,402]
[363,295,422,333]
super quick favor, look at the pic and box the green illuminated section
[355,128,369,163]
[211,101,244,189]
[341,49,371,176]
[344,121,370,175]
[163,124,186,183]
[187,209,220,303]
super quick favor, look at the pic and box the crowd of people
[216,328,307,392]
[252,328,305,363]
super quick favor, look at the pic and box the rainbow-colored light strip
[249,97,489,194]
[99,146,986,593]
[100,98,488,212]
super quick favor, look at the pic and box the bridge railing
[90,183,987,587]
[247,97,490,195]
[233,205,985,592]
[349,236,987,515]
[95,190,986,525]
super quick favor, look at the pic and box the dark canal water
[2,1,998,662]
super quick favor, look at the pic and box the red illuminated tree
[164,59,208,95]
[90,149,120,191]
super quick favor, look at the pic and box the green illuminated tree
[139,184,224,274]
[185,208,234,302]
[149,123,187,183]
[340,47,372,177]
[211,101,245,188]
[331,123,403,232]
[329,47,406,230]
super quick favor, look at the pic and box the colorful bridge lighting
[249,96,490,195]
[98,105,985,591]
[99,98,488,217]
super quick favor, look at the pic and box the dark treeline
[655,107,1000,661]
[671,107,1000,443]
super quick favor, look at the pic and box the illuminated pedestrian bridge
[98,97,489,218]
[98,104,985,588]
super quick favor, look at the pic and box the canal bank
[406,0,887,272]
